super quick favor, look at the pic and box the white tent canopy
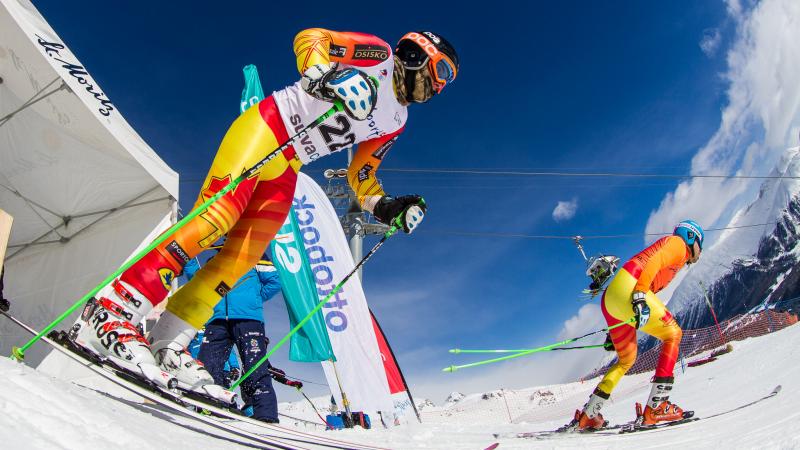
[0,0,178,364]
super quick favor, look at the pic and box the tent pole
[0,78,67,128]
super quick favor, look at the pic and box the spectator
[184,250,297,422]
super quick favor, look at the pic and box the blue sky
[31,1,751,401]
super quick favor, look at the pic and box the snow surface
[2,321,800,448]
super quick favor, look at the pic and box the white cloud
[552,198,578,222]
[700,28,722,57]
[646,0,800,242]
[557,303,606,341]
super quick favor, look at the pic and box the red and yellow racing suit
[595,235,690,396]
[119,29,407,328]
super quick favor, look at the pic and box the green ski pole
[231,221,403,390]
[449,344,605,354]
[11,103,344,360]
[443,317,634,373]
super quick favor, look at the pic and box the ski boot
[148,310,237,405]
[561,390,609,432]
[70,279,175,389]
[636,377,693,426]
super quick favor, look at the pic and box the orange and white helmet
[395,31,459,96]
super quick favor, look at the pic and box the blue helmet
[673,220,705,250]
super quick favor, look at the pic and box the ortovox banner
[293,173,393,414]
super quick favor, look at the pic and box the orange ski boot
[640,376,691,426]
[640,400,685,425]
[574,409,608,431]
[563,390,609,431]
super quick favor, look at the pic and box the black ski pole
[297,387,335,429]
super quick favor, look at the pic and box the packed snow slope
[2,322,800,449]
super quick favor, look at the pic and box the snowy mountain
[668,146,800,329]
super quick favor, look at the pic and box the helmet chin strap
[394,57,435,104]
[404,68,417,103]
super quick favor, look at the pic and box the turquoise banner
[240,64,265,113]
[270,209,336,361]
[239,64,334,361]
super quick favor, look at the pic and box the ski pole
[11,102,344,360]
[297,387,335,430]
[231,223,400,389]
[442,317,635,373]
[449,344,605,354]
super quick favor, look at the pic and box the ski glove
[603,333,615,352]
[285,380,303,389]
[301,63,377,121]
[631,291,650,329]
[372,195,427,234]
[268,367,303,389]
[225,368,241,384]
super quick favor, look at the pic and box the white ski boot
[148,310,236,405]
[70,279,175,389]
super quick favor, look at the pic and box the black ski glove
[632,291,650,329]
[603,333,615,352]
[372,195,427,233]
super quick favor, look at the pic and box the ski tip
[11,346,25,361]
[773,385,782,394]
[483,443,500,450]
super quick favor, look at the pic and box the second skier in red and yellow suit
[72,29,460,397]
[570,220,705,430]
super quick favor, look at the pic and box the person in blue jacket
[188,329,241,387]
[183,249,301,422]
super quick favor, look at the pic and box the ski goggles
[396,32,457,93]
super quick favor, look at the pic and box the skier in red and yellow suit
[571,220,705,430]
[73,29,460,397]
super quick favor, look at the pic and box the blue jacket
[184,255,281,323]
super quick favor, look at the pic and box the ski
[493,424,624,440]
[499,384,780,440]
[618,415,698,434]
[2,311,386,450]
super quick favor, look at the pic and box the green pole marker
[443,318,635,373]
[232,224,400,390]
[11,103,343,361]
[449,344,605,354]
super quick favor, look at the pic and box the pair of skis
[2,311,387,450]
[495,384,781,440]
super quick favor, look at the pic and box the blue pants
[197,319,278,422]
